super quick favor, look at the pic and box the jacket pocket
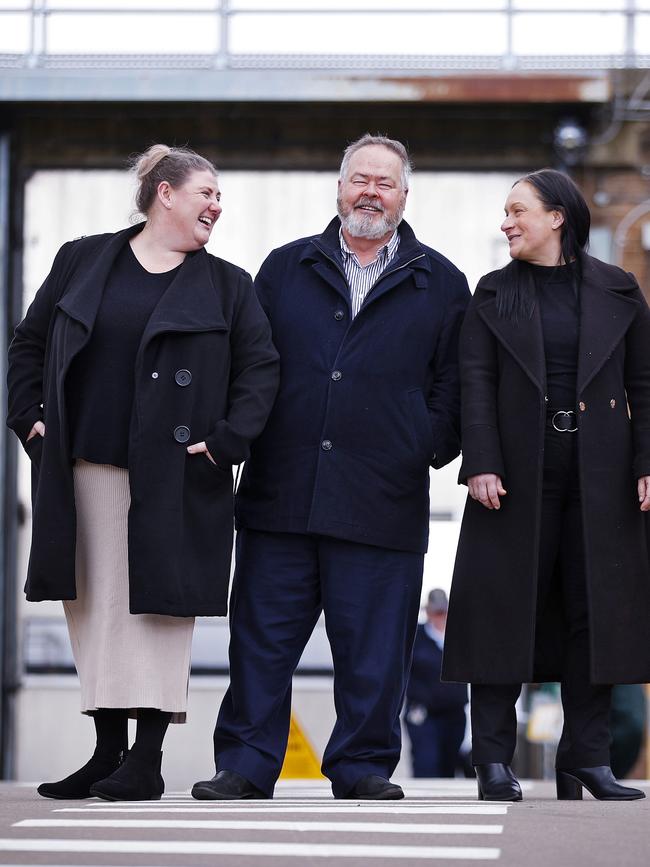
[24,434,44,468]
[408,388,436,461]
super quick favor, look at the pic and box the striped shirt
[339,228,400,318]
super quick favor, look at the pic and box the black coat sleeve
[204,270,280,466]
[427,272,471,470]
[457,286,506,484]
[6,241,74,446]
[624,283,650,480]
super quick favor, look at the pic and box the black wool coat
[7,224,279,616]
[442,255,650,685]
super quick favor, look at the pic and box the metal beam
[0,132,17,780]
[0,68,613,103]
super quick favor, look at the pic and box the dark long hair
[496,169,591,320]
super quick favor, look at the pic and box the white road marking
[54,804,509,815]
[16,818,503,834]
[83,798,496,812]
[0,838,501,859]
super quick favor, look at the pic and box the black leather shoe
[475,763,522,801]
[343,775,404,800]
[90,750,164,801]
[556,766,645,801]
[37,749,126,800]
[191,769,268,801]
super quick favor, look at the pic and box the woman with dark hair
[443,168,650,802]
[7,144,279,801]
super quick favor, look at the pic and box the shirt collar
[424,622,445,648]
[339,227,399,265]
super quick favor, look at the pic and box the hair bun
[135,144,172,181]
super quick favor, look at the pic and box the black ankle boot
[37,749,126,800]
[475,763,522,801]
[89,750,164,801]
[556,766,645,801]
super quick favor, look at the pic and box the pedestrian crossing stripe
[279,713,324,779]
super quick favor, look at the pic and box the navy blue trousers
[213,528,424,797]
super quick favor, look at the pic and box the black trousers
[471,425,612,770]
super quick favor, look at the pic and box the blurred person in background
[405,588,468,778]
[443,168,650,803]
[6,144,278,801]
[610,684,647,780]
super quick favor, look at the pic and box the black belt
[548,409,577,433]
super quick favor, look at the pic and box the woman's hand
[638,476,650,512]
[187,441,216,465]
[26,421,45,441]
[468,473,507,510]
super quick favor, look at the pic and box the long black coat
[443,256,650,685]
[7,224,279,616]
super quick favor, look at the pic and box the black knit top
[531,262,579,408]
[67,243,182,468]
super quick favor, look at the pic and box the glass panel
[231,12,507,54]
[635,13,650,50]
[513,13,626,54]
[0,13,30,52]
[514,1,626,9]
[232,1,507,9]
[46,1,217,9]
[47,12,219,53]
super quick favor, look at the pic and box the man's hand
[468,473,506,510]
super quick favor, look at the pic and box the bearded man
[192,134,470,801]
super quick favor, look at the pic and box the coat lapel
[305,217,430,312]
[56,225,143,329]
[478,296,546,394]
[57,224,227,345]
[141,247,228,345]
[576,257,639,395]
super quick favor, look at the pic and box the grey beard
[337,201,404,240]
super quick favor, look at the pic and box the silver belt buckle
[551,410,577,432]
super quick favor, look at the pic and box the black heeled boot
[556,766,645,801]
[89,749,164,801]
[475,763,522,802]
[37,749,126,800]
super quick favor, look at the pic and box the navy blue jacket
[235,217,470,553]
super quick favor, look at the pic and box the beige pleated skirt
[64,460,194,723]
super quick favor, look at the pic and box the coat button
[175,369,192,387]
[334,310,345,321]
[579,401,586,412]
[610,399,616,409]
[331,370,342,381]
[321,439,333,451]
[173,425,191,443]
[151,372,159,379]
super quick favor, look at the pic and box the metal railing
[0,1,649,71]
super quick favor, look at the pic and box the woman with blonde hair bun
[7,144,279,800]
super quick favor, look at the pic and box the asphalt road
[0,777,648,866]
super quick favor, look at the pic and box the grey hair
[339,134,412,190]
[131,144,217,215]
